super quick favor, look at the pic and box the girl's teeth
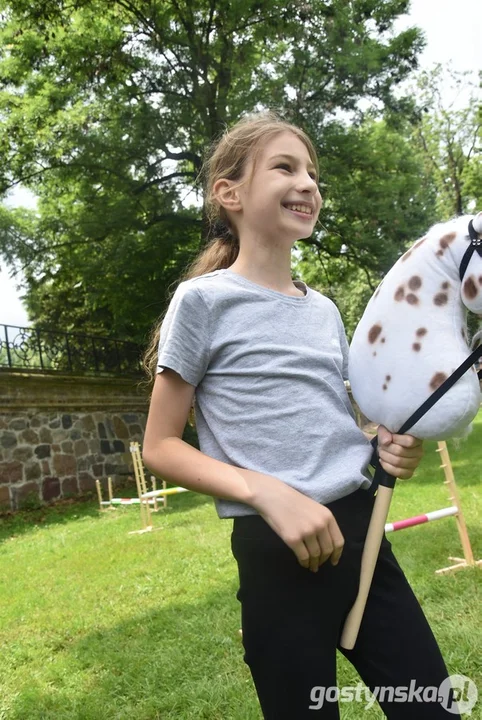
[286,204,312,215]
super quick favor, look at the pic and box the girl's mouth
[282,203,314,220]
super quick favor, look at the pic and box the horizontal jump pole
[385,506,458,533]
[141,487,190,499]
[100,498,159,506]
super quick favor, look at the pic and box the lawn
[1,412,481,719]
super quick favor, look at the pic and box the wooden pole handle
[340,484,394,649]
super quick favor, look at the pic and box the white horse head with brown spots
[349,212,482,439]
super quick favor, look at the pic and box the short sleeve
[334,308,350,382]
[156,283,210,387]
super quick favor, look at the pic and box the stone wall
[0,371,149,510]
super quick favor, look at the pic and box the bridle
[459,218,482,281]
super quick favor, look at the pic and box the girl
[142,112,459,718]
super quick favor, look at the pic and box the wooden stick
[95,479,104,511]
[340,484,393,650]
[108,476,113,503]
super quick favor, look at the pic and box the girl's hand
[376,425,424,479]
[248,473,344,573]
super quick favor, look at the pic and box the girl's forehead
[260,131,312,162]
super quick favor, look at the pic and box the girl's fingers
[377,450,418,469]
[378,458,416,479]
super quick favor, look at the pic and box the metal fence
[0,324,143,376]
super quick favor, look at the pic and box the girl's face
[236,131,322,242]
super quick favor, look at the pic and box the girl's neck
[226,262,304,296]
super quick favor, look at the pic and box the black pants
[231,487,460,718]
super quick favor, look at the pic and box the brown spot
[394,286,405,301]
[479,276,482,285]
[373,351,377,357]
[406,293,419,305]
[416,328,427,337]
[439,232,456,249]
[386,375,391,381]
[436,250,444,257]
[430,372,448,391]
[408,276,422,290]
[401,250,412,262]
[441,281,450,290]
[434,292,448,306]
[381,338,386,343]
[461,327,466,339]
[413,343,421,352]
[414,237,427,250]
[368,324,382,344]
[383,384,387,390]
[464,277,478,300]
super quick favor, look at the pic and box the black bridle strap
[459,219,482,281]
[370,343,482,486]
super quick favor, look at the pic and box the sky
[1,0,481,327]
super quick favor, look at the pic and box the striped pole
[141,487,189,500]
[385,506,458,533]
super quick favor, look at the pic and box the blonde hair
[142,111,319,400]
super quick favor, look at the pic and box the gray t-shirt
[157,268,373,518]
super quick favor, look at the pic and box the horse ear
[472,211,482,235]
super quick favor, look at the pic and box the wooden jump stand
[435,441,482,574]
[95,442,189,535]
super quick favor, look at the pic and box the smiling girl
[142,112,458,718]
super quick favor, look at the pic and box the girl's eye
[276,163,292,172]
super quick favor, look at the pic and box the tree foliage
[412,65,481,218]
[0,0,429,339]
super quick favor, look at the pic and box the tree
[0,0,425,338]
[412,65,481,218]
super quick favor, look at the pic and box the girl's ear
[212,178,242,213]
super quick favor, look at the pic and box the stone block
[53,454,77,477]
[113,416,129,439]
[100,440,112,455]
[92,463,104,477]
[113,440,125,453]
[0,461,23,484]
[35,444,51,459]
[41,460,51,474]
[39,427,53,443]
[49,418,60,429]
[42,477,60,502]
[62,414,73,429]
[81,416,95,433]
[0,485,10,508]
[11,482,40,510]
[61,441,73,454]
[71,430,81,440]
[24,462,41,481]
[78,472,96,492]
[21,429,39,444]
[1,432,17,449]
[98,422,107,439]
[74,439,88,456]
[9,418,27,431]
[13,446,34,463]
[128,424,143,437]
[61,476,78,496]
[122,414,138,424]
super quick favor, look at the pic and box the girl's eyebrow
[269,153,316,174]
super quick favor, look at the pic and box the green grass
[1,413,481,719]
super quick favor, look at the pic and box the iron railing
[0,324,143,375]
